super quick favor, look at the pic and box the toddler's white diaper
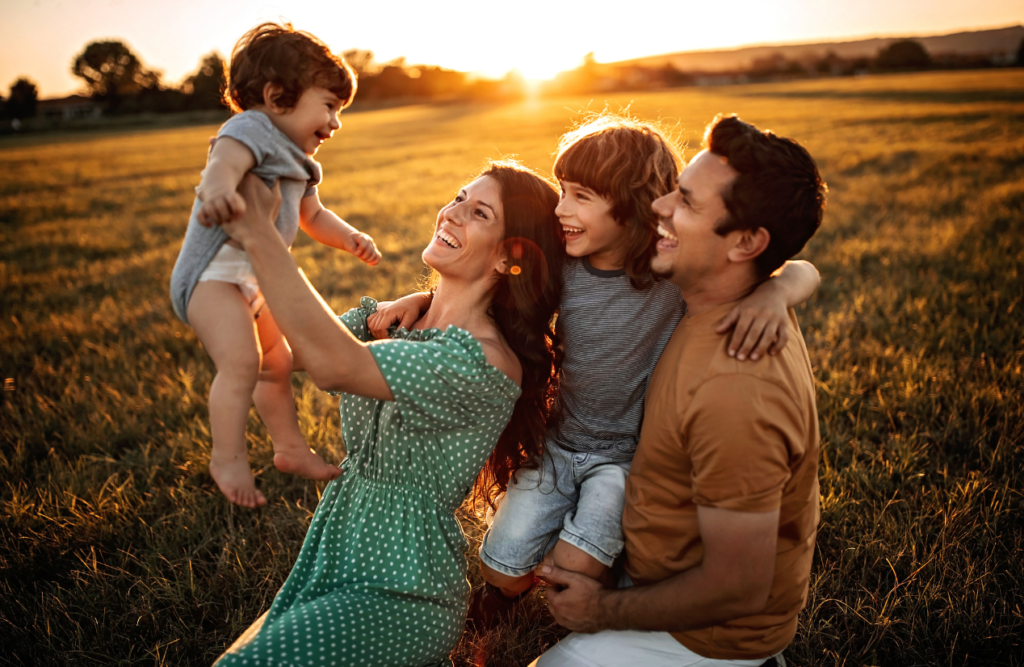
[198,244,264,314]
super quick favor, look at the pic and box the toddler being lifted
[169,23,380,507]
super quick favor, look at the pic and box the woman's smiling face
[422,176,506,283]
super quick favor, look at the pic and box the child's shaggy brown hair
[554,114,682,289]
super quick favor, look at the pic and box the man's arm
[540,504,779,633]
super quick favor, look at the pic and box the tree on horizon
[182,53,227,110]
[7,78,39,120]
[876,40,932,70]
[72,40,160,111]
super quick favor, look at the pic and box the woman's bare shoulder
[474,332,523,387]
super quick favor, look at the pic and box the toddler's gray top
[169,110,321,323]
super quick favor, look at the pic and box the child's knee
[551,540,608,581]
[481,562,534,595]
[259,341,293,381]
[213,348,261,386]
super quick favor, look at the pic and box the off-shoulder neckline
[359,297,521,392]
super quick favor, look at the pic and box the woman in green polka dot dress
[213,162,564,667]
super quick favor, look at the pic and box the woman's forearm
[243,227,393,400]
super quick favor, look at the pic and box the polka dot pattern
[218,297,521,667]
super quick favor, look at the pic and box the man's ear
[727,227,770,264]
[262,82,287,112]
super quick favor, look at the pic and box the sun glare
[470,51,581,84]
[515,59,573,82]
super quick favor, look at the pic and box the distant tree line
[542,37,1024,95]
[339,50,523,102]
[4,36,1024,124]
[62,41,230,115]
[3,40,524,125]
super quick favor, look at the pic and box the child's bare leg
[252,308,341,481]
[481,561,535,598]
[542,539,615,588]
[188,281,266,508]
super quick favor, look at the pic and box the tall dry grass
[1,70,1022,665]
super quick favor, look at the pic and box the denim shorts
[479,441,631,577]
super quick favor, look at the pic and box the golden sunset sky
[2,0,1023,98]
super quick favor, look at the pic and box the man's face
[650,149,738,290]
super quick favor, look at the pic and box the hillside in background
[612,25,1024,72]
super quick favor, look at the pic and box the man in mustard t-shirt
[532,115,827,667]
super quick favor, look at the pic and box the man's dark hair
[705,114,826,277]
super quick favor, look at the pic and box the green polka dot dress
[217,298,521,667]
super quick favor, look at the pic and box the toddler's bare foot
[210,455,267,508]
[273,445,341,481]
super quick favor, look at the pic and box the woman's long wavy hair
[471,160,565,510]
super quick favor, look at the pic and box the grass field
[2,69,1023,666]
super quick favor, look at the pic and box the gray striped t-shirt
[553,257,686,461]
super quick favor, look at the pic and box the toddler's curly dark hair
[226,22,356,113]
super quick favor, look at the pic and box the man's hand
[536,564,610,634]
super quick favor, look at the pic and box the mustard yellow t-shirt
[623,300,820,660]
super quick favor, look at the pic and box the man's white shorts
[529,629,779,667]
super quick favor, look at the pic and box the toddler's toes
[210,457,262,508]
[249,489,268,508]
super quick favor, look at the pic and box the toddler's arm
[196,138,256,226]
[715,259,820,360]
[367,292,433,339]
[300,195,381,266]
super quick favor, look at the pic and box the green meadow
[1,69,1022,666]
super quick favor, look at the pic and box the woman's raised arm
[217,173,394,400]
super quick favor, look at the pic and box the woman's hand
[367,292,432,339]
[715,282,789,361]
[218,173,282,246]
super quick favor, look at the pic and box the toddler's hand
[198,191,246,227]
[714,287,789,361]
[347,232,381,266]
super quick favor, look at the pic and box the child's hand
[367,293,431,339]
[714,285,789,361]
[347,231,381,266]
[198,191,247,227]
